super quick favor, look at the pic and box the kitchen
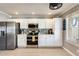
[17,18,62,48]
[0,3,79,56]
[0,18,62,49]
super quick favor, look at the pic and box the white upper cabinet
[45,19,53,28]
[28,19,38,24]
[38,19,46,29]
[20,22,27,29]
[46,35,54,46]
[20,19,38,29]
[19,19,28,29]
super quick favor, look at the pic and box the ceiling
[0,3,78,18]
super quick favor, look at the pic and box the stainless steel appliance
[0,22,7,50]
[27,24,38,47]
[0,22,18,50]
[28,24,38,28]
[27,35,38,45]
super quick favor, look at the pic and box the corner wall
[61,4,79,56]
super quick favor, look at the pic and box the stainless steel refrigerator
[0,22,17,50]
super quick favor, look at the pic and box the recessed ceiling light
[15,12,19,15]
[32,12,35,14]
[48,13,52,15]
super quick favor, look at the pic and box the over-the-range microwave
[28,24,38,28]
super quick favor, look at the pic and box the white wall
[62,5,79,55]
[65,10,79,42]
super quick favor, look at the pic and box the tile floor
[0,48,71,56]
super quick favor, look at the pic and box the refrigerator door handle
[1,31,5,37]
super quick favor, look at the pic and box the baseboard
[63,47,76,56]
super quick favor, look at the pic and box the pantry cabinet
[28,19,38,23]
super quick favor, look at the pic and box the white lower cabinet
[38,35,46,47]
[46,35,54,47]
[38,34,62,47]
[38,35,54,47]
[17,34,27,48]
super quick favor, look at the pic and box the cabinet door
[20,22,27,29]
[46,35,54,47]
[38,19,46,29]
[17,34,26,48]
[38,35,47,47]
[28,19,38,23]
[45,19,53,28]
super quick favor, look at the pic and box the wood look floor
[0,48,71,56]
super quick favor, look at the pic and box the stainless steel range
[27,24,39,47]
